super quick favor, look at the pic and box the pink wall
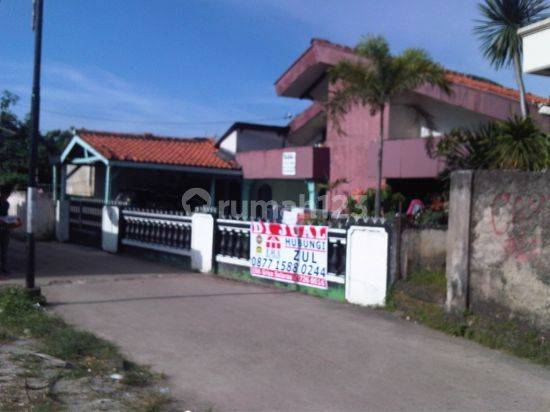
[275,39,550,212]
[417,82,550,131]
[324,80,391,207]
[368,138,446,179]
[237,146,329,180]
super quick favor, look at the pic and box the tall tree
[0,90,71,188]
[326,36,451,217]
[475,0,550,118]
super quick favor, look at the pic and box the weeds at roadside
[387,269,550,366]
[0,285,174,411]
[121,360,160,387]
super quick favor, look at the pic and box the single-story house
[56,130,241,210]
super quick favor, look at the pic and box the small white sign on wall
[282,152,296,176]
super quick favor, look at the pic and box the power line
[43,109,295,126]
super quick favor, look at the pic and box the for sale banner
[250,222,328,290]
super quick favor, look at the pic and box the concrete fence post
[55,200,69,242]
[102,205,119,253]
[446,170,474,314]
[191,213,215,273]
[345,225,389,306]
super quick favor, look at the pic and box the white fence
[56,205,395,306]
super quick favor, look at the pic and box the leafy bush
[431,116,550,174]
[346,186,405,217]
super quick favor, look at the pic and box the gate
[68,198,104,247]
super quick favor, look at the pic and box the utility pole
[26,0,44,294]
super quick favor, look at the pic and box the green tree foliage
[0,90,71,189]
[432,116,550,173]
[326,35,451,217]
[475,0,550,117]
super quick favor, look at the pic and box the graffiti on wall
[490,192,546,264]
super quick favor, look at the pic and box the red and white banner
[250,222,328,290]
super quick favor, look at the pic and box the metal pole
[26,0,44,293]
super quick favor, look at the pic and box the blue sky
[1,0,548,137]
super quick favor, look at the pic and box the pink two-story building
[219,39,550,213]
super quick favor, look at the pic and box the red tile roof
[78,130,240,170]
[309,38,549,105]
[445,71,549,105]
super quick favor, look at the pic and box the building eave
[216,122,289,147]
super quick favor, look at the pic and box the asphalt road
[33,244,550,412]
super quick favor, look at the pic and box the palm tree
[475,0,549,118]
[326,36,451,217]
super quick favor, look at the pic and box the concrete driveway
[6,241,550,411]
[4,238,177,282]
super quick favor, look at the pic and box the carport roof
[77,130,240,170]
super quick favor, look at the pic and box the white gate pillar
[102,205,119,253]
[55,200,70,242]
[191,213,215,273]
[345,225,389,306]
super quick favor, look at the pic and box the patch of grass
[42,327,118,367]
[121,360,157,387]
[216,266,346,301]
[133,392,173,412]
[0,327,13,343]
[0,286,165,381]
[0,286,176,410]
[391,269,446,306]
[0,286,121,376]
[32,399,61,412]
[388,270,550,366]
[11,353,44,378]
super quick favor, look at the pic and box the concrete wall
[220,129,285,156]
[8,190,55,239]
[447,170,550,330]
[219,130,238,154]
[66,165,95,197]
[64,163,105,199]
[400,228,447,278]
[389,93,493,138]
[250,179,308,205]
[470,171,550,329]
[519,18,550,75]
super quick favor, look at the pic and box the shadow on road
[47,290,294,307]
[4,238,182,281]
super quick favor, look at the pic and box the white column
[55,200,70,242]
[60,163,67,200]
[191,213,215,273]
[345,225,389,306]
[102,205,119,253]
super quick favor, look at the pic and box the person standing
[0,186,11,274]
